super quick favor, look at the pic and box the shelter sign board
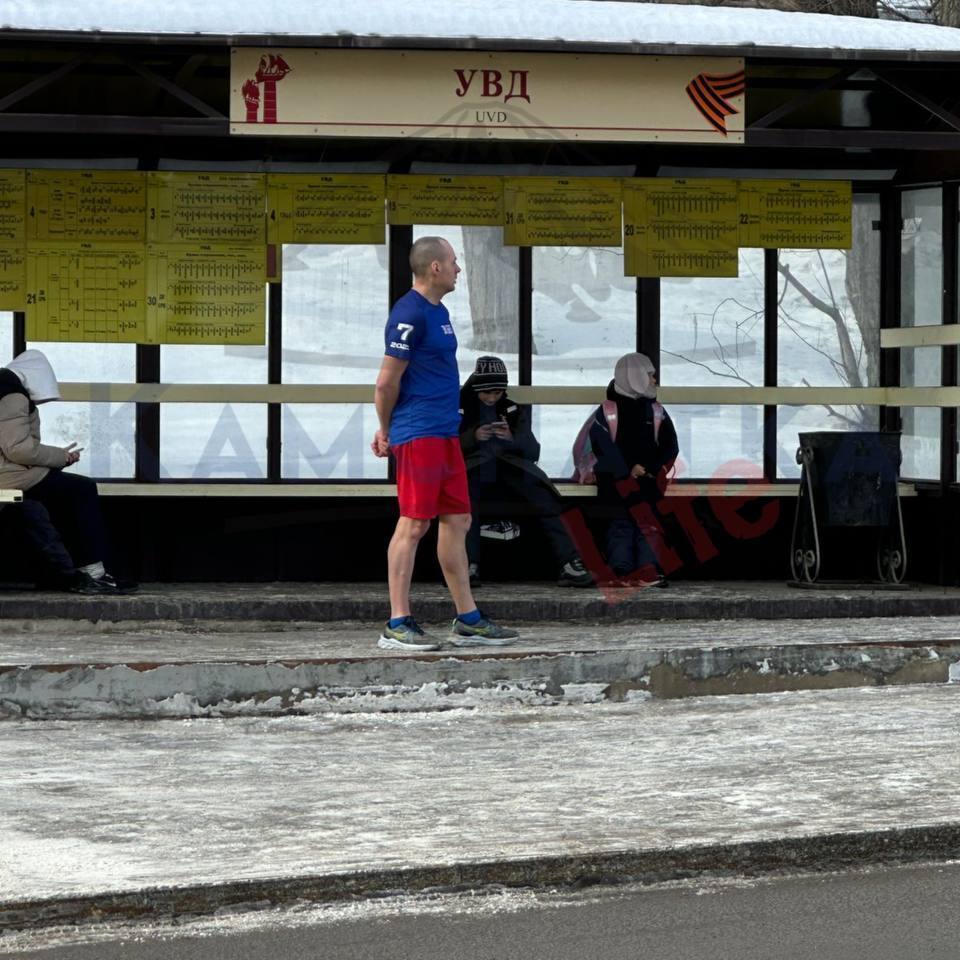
[0,248,25,310]
[231,49,745,144]
[147,172,266,245]
[146,244,266,345]
[387,175,503,226]
[26,170,145,243]
[739,179,852,249]
[623,178,739,277]
[0,169,25,243]
[267,174,385,244]
[503,177,622,246]
[25,243,147,342]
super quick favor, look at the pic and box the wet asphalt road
[6,860,960,960]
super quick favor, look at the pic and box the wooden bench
[93,482,917,498]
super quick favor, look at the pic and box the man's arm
[371,355,409,457]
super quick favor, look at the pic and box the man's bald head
[409,236,451,278]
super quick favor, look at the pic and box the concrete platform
[2,582,960,719]
[5,579,960,624]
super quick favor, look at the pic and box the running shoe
[378,617,443,651]
[449,613,519,646]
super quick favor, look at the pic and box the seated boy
[459,356,591,588]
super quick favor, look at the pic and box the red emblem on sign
[244,54,293,124]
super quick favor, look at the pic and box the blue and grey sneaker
[378,617,443,651]
[449,612,519,646]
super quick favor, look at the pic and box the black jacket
[458,376,557,494]
[589,380,679,502]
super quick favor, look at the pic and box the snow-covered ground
[1,684,958,902]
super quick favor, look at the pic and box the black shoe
[655,576,669,589]
[557,557,593,587]
[67,572,138,595]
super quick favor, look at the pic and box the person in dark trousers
[0,349,135,594]
[460,356,592,588]
[590,352,679,586]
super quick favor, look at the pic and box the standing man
[371,236,519,651]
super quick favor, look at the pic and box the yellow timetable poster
[387,175,502,226]
[623,178,739,278]
[26,170,146,243]
[25,244,148,342]
[0,169,25,243]
[147,244,265,344]
[502,177,622,246]
[147,172,266,245]
[739,179,852,249]
[267,174,385,244]
[0,247,25,310]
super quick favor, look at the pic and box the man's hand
[475,423,496,441]
[371,429,390,458]
[492,419,512,441]
[64,442,82,466]
[629,463,647,479]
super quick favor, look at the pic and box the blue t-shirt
[383,289,461,446]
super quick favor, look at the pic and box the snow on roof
[1,0,960,57]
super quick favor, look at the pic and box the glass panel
[412,225,519,384]
[38,402,136,479]
[531,246,634,386]
[661,249,765,389]
[159,404,266,479]
[23,341,136,382]
[22,341,137,478]
[282,404,387,480]
[281,244,388,480]
[777,405,881,480]
[281,244,389,386]
[775,194,882,477]
[161,318,268,478]
[900,348,941,482]
[661,250,764,475]
[0,312,11,364]
[778,195,880,390]
[669,404,763,479]
[899,187,942,479]
[900,188,942,328]
[901,407,940,480]
[531,404,596,480]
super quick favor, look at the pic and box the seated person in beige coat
[0,349,134,593]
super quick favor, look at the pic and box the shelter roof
[2,0,960,61]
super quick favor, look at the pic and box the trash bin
[799,431,901,527]
[790,431,906,584]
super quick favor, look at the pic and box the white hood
[5,350,61,403]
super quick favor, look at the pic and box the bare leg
[387,516,430,619]
[437,512,475,615]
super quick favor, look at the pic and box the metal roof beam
[872,70,960,133]
[747,128,960,149]
[0,56,87,112]
[118,55,225,119]
[748,66,860,131]
[0,113,227,136]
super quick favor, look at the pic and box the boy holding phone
[458,355,592,589]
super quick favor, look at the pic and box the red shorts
[393,437,471,519]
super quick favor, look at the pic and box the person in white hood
[0,349,135,594]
